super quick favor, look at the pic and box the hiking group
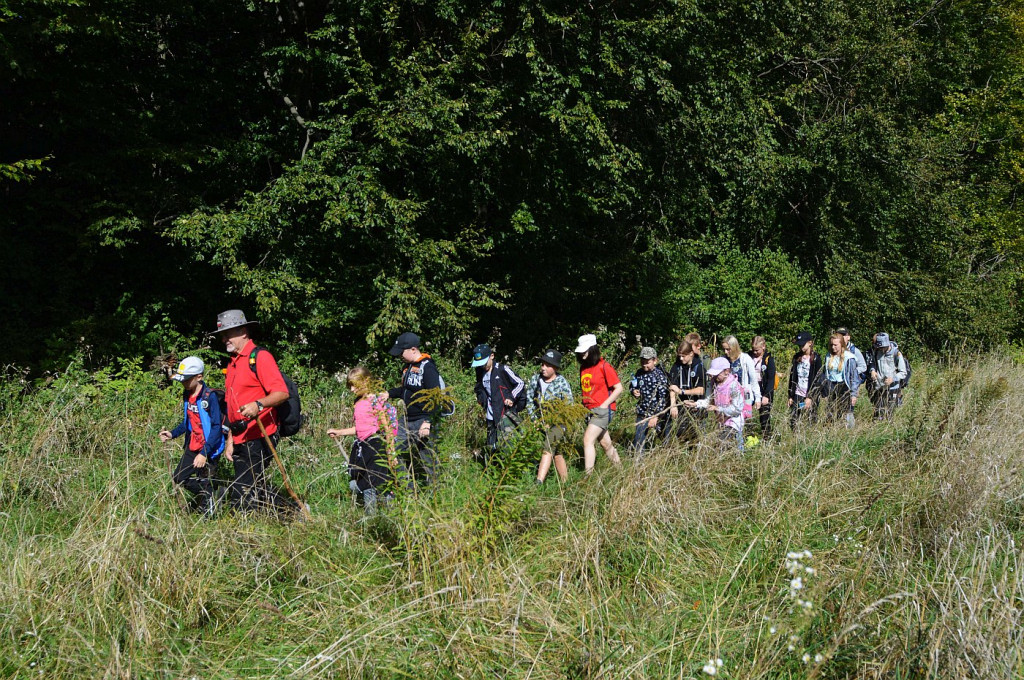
[160,310,909,517]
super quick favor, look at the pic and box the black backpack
[895,351,912,389]
[205,386,229,429]
[248,346,304,437]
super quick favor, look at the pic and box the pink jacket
[696,373,745,432]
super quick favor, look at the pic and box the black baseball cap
[470,344,492,367]
[835,326,850,336]
[389,332,421,357]
[794,331,813,346]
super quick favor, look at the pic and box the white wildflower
[802,653,811,663]
[814,653,824,663]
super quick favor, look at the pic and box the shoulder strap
[601,359,616,383]
[244,346,268,393]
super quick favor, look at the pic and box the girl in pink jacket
[685,357,745,450]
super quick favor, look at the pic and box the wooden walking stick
[255,418,313,521]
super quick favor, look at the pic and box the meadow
[1,354,1021,678]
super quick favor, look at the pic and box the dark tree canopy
[2,0,1022,368]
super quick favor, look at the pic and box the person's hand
[883,377,893,386]
[804,398,813,410]
[788,398,793,408]
[670,406,679,419]
[239,401,261,419]
[193,454,207,469]
[647,416,657,428]
[631,389,641,398]
[159,430,172,442]
[761,397,769,407]
[327,428,343,439]
[683,401,698,409]
[503,398,514,407]
[378,391,389,402]
[851,396,858,406]
[224,439,234,462]
[707,405,718,412]
[418,421,431,438]
[870,370,879,380]
[669,385,681,395]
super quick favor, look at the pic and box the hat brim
[706,368,726,377]
[470,357,489,367]
[212,320,258,336]
[389,345,405,357]
[539,358,561,369]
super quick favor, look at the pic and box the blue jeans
[632,417,663,457]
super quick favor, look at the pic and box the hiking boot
[363,488,378,516]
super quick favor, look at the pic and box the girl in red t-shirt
[574,334,623,474]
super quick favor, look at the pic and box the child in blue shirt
[159,356,226,515]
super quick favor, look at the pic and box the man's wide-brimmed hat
[213,309,259,335]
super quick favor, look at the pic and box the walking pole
[255,418,313,521]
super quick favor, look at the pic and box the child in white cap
[685,356,745,450]
[159,356,226,515]
[575,334,623,474]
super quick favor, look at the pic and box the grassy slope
[1,357,1022,679]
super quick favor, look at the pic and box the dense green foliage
[1,357,1023,677]
[2,0,1023,367]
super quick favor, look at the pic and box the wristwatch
[255,400,264,412]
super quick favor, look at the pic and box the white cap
[172,356,205,382]
[574,334,598,353]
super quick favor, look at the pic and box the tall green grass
[0,355,1022,678]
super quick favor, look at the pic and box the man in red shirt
[215,309,291,512]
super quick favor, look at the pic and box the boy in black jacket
[471,344,527,460]
[386,332,442,486]
[668,339,706,441]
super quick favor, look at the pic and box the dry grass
[0,357,1022,678]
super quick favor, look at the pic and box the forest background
[2,0,1023,369]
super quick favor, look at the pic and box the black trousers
[349,436,392,493]
[229,435,294,512]
[172,449,216,504]
[755,403,773,439]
